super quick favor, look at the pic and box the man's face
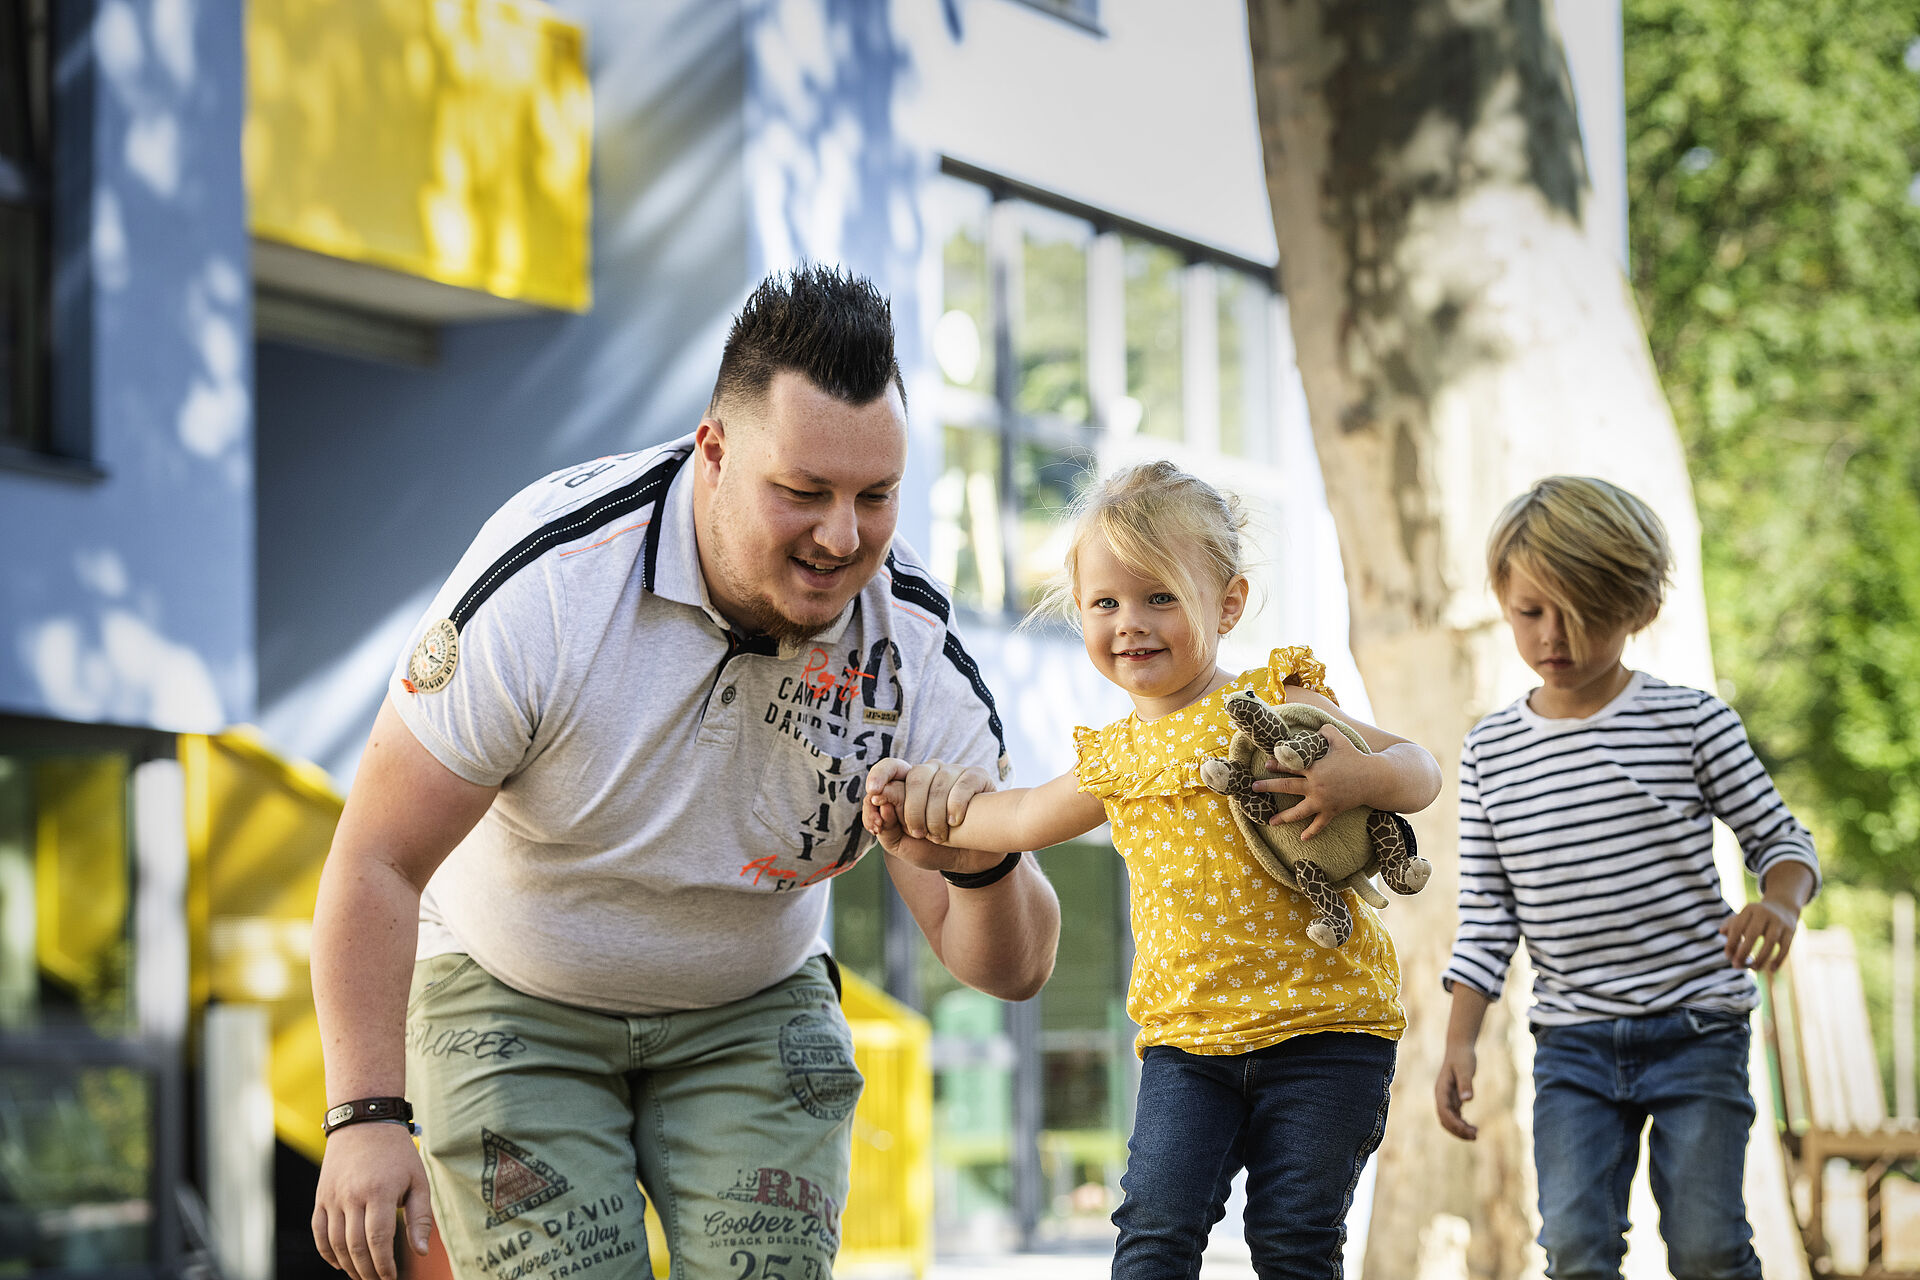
[693,370,907,643]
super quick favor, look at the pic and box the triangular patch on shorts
[481,1128,570,1227]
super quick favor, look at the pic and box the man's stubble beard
[705,491,830,646]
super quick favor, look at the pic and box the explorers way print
[744,637,904,893]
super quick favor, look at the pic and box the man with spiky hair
[309,266,1059,1280]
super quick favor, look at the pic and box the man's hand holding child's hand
[864,758,997,875]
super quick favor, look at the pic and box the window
[0,720,182,1276]
[0,742,161,1272]
[0,0,50,455]
[928,168,1285,618]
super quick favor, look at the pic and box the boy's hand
[1434,1043,1479,1141]
[1720,899,1799,973]
[863,758,992,846]
[1250,725,1379,840]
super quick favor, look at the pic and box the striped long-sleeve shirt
[1441,672,1819,1024]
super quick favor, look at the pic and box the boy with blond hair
[1434,476,1817,1280]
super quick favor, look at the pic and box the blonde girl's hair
[1027,461,1250,652]
[1486,475,1674,661]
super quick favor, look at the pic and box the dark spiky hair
[707,264,907,418]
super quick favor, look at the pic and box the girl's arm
[866,760,1106,854]
[1249,684,1443,837]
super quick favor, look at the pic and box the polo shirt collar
[649,443,858,653]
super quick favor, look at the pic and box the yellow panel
[840,970,934,1278]
[246,0,592,312]
[183,730,342,1164]
[33,757,129,1001]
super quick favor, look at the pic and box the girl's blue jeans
[1532,1008,1762,1280]
[1110,1032,1395,1279]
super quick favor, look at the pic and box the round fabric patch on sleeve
[408,618,461,693]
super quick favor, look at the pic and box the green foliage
[1625,0,1920,888]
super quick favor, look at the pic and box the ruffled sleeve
[1074,722,1204,802]
[1266,645,1338,705]
[1073,725,1123,798]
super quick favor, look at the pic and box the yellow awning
[245,0,592,317]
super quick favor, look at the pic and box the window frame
[932,158,1290,625]
[0,715,184,1279]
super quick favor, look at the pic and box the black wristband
[322,1096,414,1136]
[941,850,1022,889]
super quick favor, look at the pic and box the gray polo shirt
[390,436,1007,1014]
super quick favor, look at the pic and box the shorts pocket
[1682,1007,1750,1036]
[407,953,479,1015]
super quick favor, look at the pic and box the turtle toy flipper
[1202,688,1431,948]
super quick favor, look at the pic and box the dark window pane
[1012,439,1092,613]
[1217,269,1253,457]
[934,179,993,396]
[0,1065,155,1270]
[1124,238,1184,442]
[931,425,1005,613]
[1013,206,1090,425]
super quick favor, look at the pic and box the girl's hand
[1434,1042,1479,1141]
[1250,725,1381,840]
[864,758,993,846]
[1720,899,1799,973]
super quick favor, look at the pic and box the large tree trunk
[1244,2,1802,1277]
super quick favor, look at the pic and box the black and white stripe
[447,449,690,631]
[1442,673,1818,1024]
[886,552,1007,763]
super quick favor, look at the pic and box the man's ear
[693,417,727,483]
[1218,574,1251,634]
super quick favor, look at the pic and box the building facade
[0,0,1624,1274]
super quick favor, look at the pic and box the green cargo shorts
[405,952,862,1280]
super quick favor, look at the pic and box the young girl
[864,462,1441,1278]
[1434,476,1818,1280]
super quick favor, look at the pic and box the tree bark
[1245,2,1799,1277]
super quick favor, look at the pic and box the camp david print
[745,638,905,892]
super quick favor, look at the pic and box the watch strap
[940,849,1022,889]
[322,1096,414,1136]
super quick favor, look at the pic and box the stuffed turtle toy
[1198,689,1430,948]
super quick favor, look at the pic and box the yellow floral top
[1074,646,1405,1056]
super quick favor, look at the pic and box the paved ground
[927,1248,1256,1279]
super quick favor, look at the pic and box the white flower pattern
[1071,646,1406,1058]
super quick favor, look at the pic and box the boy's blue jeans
[1111,1032,1395,1279]
[1532,1008,1762,1280]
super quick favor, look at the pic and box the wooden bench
[1766,927,1920,1276]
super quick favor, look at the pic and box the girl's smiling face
[1074,535,1247,720]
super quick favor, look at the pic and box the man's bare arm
[881,848,1062,1002]
[309,697,498,1280]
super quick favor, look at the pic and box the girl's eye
[1149,593,1177,606]
[1091,598,1118,610]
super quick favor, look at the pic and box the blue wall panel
[0,0,251,734]
[253,0,751,785]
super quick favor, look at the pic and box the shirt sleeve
[1263,645,1338,704]
[1692,694,1821,895]
[898,615,1008,785]
[1442,741,1521,999]
[388,524,565,788]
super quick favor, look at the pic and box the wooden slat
[1792,929,1891,1131]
